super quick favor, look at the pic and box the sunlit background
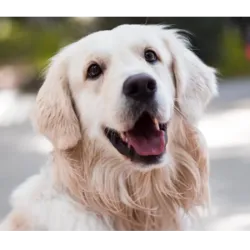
[0,17,249,230]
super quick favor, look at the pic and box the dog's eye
[87,63,102,79]
[144,49,158,64]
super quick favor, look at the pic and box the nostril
[147,80,157,92]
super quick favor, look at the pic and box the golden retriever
[0,24,218,231]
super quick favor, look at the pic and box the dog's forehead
[75,25,166,56]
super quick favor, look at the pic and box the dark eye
[144,49,158,64]
[87,63,102,79]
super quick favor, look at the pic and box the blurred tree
[0,17,86,92]
[231,17,250,43]
[10,17,67,25]
[230,17,250,60]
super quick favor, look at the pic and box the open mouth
[104,112,168,164]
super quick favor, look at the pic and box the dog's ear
[162,28,218,123]
[34,49,81,150]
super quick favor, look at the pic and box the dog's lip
[119,120,168,143]
[121,117,168,133]
[104,117,168,139]
[104,112,168,139]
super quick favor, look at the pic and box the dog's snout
[123,74,157,102]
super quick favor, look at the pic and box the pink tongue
[127,130,165,156]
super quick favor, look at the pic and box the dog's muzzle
[103,74,168,165]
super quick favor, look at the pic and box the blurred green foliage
[217,27,250,77]
[0,18,85,70]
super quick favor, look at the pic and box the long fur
[52,111,209,230]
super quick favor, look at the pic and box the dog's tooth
[122,132,128,143]
[120,133,126,141]
[121,132,128,143]
[153,118,160,130]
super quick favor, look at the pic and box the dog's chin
[103,112,168,167]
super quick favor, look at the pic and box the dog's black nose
[123,74,157,102]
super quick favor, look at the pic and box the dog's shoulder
[2,166,109,231]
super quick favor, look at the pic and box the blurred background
[0,17,249,230]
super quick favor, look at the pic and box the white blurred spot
[17,135,53,154]
[0,89,35,126]
[207,213,250,231]
[73,17,96,24]
[199,109,250,149]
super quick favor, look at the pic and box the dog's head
[35,24,217,170]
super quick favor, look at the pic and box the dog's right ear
[34,49,81,150]
[159,26,218,124]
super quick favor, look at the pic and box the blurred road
[0,78,250,230]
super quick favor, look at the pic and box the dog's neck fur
[51,113,209,230]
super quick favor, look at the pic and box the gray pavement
[0,78,250,230]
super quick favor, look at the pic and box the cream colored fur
[0,24,217,231]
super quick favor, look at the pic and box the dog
[0,24,217,231]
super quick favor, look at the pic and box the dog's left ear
[33,46,81,150]
[162,28,218,123]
